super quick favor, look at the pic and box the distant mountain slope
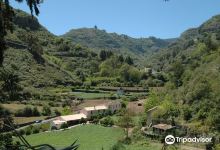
[150,14,220,70]
[62,28,174,65]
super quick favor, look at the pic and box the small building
[152,124,175,135]
[80,105,108,119]
[59,113,87,126]
[80,101,121,118]
[52,113,87,129]
[51,101,121,129]
[107,101,121,113]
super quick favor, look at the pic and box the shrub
[120,101,127,108]
[54,109,61,116]
[131,127,145,141]
[100,116,114,127]
[122,97,129,101]
[15,106,41,117]
[32,127,40,134]
[129,96,138,101]
[110,141,125,150]
[40,123,50,132]
[23,107,33,117]
[60,123,68,129]
[79,117,86,124]
[120,137,131,145]
[14,109,24,117]
[110,95,117,100]
[182,106,192,121]
[25,128,32,135]
[48,101,55,107]
[139,115,147,126]
[62,106,72,115]
[51,126,58,130]
[18,129,25,135]
[42,105,51,116]
[32,107,40,116]
[91,117,99,124]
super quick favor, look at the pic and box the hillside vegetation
[0,9,166,102]
[146,14,220,134]
[62,27,174,65]
[1,10,98,100]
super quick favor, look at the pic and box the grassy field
[2,103,63,124]
[14,116,47,124]
[71,91,113,99]
[2,103,63,112]
[14,123,166,150]
[16,125,124,150]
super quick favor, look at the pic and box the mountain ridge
[61,27,176,65]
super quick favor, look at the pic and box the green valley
[0,1,220,150]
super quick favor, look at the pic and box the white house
[51,101,121,129]
[80,105,108,119]
[52,113,87,128]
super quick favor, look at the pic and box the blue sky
[11,0,220,39]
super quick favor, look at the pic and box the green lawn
[15,124,165,150]
[16,125,124,150]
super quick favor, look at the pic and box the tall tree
[0,69,22,101]
[171,61,184,87]
[118,111,134,139]
[0,105,12,132]
[25,32,44,63]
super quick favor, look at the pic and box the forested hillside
[62,27,174,65]
[0,9,101,100]
[147,14,220,133]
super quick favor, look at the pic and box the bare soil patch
[127,99,146,114]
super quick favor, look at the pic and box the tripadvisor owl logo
[165,135,212,145]
[165,135,175,145]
